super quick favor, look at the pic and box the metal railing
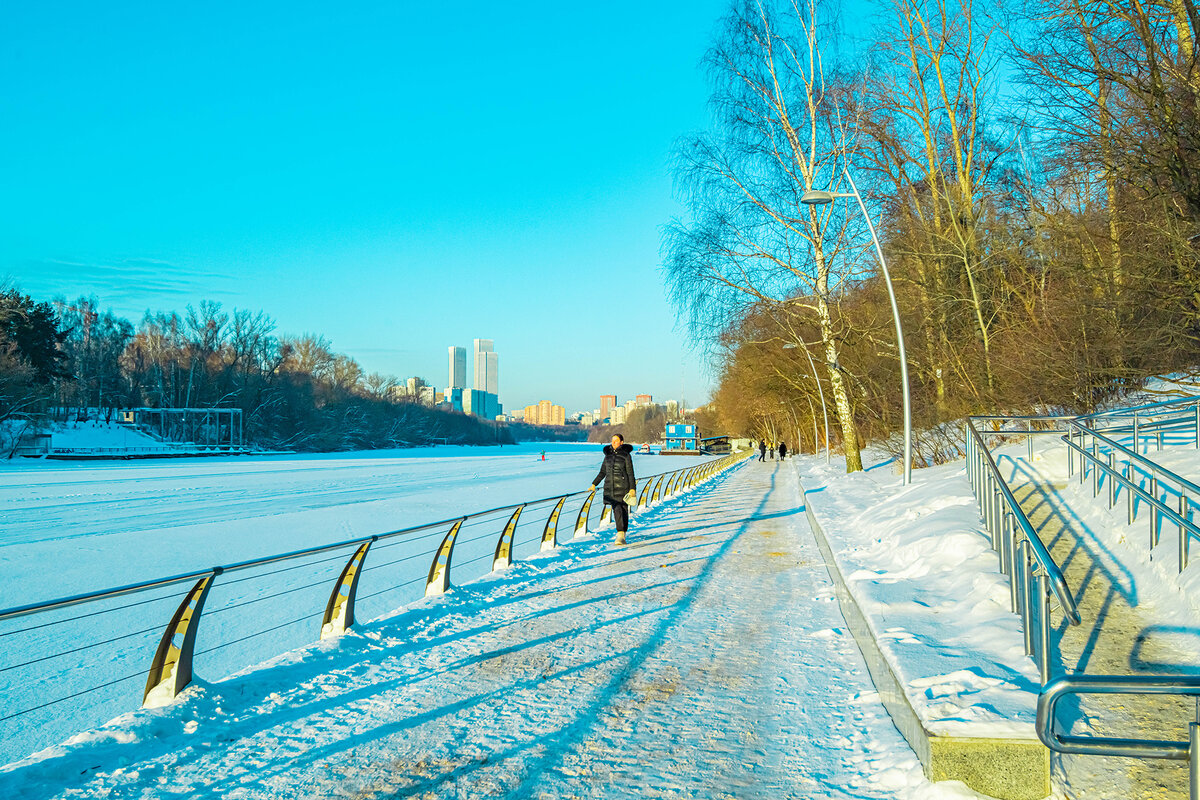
[969,397,1200,796]
[1064,421,1200,572]
[1039,675,1200,800]
[1076,394,1200,454]
[0,450,750,762]
[966,417,1081,683]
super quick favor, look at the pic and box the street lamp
[801,167,912,484]
[783,342,830,464]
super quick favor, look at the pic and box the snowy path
[2,460,958,799]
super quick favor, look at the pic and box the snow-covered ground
[0,458,987,799]
[0,442,709,766]
[792,455,1042,741]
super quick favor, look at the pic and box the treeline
[665,0,1200,469]
[506,421,588,443]
[588,405,669,444]
[0,291,511,451]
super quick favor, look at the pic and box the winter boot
[615,530,626,546]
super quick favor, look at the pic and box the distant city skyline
[0,2,722,412]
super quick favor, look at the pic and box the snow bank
[793,457,1042,740]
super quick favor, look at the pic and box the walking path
[4,461,953,799]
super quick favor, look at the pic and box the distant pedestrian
[592,433,637,545]
[778,442,787,460]
[758,439,767,462]
[769,445,775,460]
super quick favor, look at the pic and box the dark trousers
[758,451,766,461]
[610,501,630,532]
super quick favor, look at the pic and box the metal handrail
[1038,675,1200,799]
[1076,392,1200,422]
[967,420,1080,622]
[0,448,750,738]
[966,417,1080,682]
[1064,420,1200,571]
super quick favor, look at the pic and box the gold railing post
[426,518,465,596]
[143,569,220,707]
[540,497,566,551]
[574,488,596,537]
[321,538,374,640]
[492,505,525,571]
[651,474,667,504]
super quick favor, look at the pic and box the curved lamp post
[801,168,912,484]
[783,343,830,464]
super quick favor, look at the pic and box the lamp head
[801,190,835,205]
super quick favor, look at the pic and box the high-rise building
[550,404,565,426]
[600,395,616,420]
[464,389,501,420]
[473,339,499,396]
[448,346,466,389]
[524,404,539,424]
[538,400,552,425]
[636,394,652,406]
[612,406,627,425]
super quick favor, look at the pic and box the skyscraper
[448,346,466,389]
[600,395,616,420]
[473,339,499,396]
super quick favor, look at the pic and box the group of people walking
[757,439,787,462]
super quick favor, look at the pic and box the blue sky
[1,2,739,414]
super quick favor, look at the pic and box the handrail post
[143,569,221,707]
[1038,571,1052,684]
[1027,419,1034,461]
[1019,541,1034,656]
[1108,451,1116,508]
[637,477,652,509]
[1190,720,1199,800]
[651,474,666,505]
[1151,476,1160,548]
[1005,513,1018,613]
[321,538,374,640]
[1182,496,1192,573]
[426,518,465,596]
[574,488,597,538]
[1134,412,1140,455]
[1067,428,1074,478]
[492,505,525,571]
[1127,462,1136,525]
[540,497,566,552]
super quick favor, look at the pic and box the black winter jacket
[593,443,636,504]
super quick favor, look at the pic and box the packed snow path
[3,460,954,799]
[1009,468,1199,800]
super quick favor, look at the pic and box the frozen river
[0,442,704,606]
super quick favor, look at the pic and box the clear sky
[1,1,735,414]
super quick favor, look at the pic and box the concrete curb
[797,476,1050,800]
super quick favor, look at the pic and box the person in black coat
[778,441,787,460]
[758,439,767,462]
[592,433,637,545]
